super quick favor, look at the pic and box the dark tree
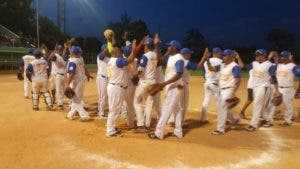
[267,28,296,50]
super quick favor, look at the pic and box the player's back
[30,58,49,82]
[140,51,157,81]
[107,57,127,87]
[204,57,222,84]
[277,63,296,87]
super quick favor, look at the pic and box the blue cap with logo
[222,49,234,57]
[166,40,182,50]
[144,38,154,45]
[280,50,290,57]
[255,49,267,56]
[121,45,132,55]
[180,48,193,55]
[212,47,222,54]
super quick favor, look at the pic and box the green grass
[0,47,26,54]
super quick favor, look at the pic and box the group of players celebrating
[18,29,300,139]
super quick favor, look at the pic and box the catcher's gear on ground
[295,88,300,99]
[64,87,75,99]
[272,94,283,106]
[131,75,139,86]
[226,97,240,109]
[17,72,24,80]
[148,83,164,96]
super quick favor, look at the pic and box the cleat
[132,126,147,133]
[147,132,161,139]
[262,121,273,128]
[245,125,256,132]
[281,121,291,126]
[211,130,225,135]
[107,130,123,138]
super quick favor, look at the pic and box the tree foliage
[267,28,296,50]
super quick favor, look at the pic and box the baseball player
[133,37,158,132]
[96,44,110,118]
[276,51,300,125]
[19,48,35,99]
[245,49,281,131]
[148,40,185,139]
[106,41,137,137]
[26,49,53,111]
[206,49,242,135]
[49,45,66,109]
[65,46,90,121]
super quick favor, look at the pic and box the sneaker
[99,114,108,119]
[147,132,161,139]
[211,130,225,135]
[58,105,64,110]
[132,126,147,133]
[245,125,256,132]
[281,121,291,126]
[107,130,123,138]
[239,112,246,119]
[33,107,39,111]
[170,132,183,139]
[262,121,273,128]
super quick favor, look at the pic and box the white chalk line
[53,128,287,169]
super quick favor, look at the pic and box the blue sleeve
[139,55,148,68]
[232,65,241,78]
[215,65,221,72]
[98,53,105,60]
[245,63,253,70]
[186,61,198,71]
[116,57,128,68]
[26,64,33,72]
[175,60,184,73]
[268,65,277,76]
[292,65,300,78]
[67,62,77,74]
[163,56,169,65]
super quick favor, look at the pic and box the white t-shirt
[97,53,110,76]
[252,61,273,87]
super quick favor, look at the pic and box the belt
[56,73,65,76]
[100,75,108,79]
[279,86,293,88]
[110,83,127,89]
[212,83,218,86]
[221,87,234,90]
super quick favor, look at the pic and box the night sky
[37,0,300,47]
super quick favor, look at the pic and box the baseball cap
[255,49,267,56]
[166,40,182,50]
[144,38,154,45]
[222,49,234,57]
[70,46,82,54]
[180,48,193,55]
[27,48,34,54]
[212,47,222,54]
[33,49,42,57]
[121,45,132,55]
[101,44,107,51]
[280,50,290,57]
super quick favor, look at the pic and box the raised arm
[234,51,244,68]
[197,47,210,69]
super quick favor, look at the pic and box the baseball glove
[103,29,115,40]
[131,75,139,86]
[272,94,283,106]
[64,87,76,99]
[226,96,240,109]
[17,72,24,80]
[148,83,164,96]
[295,88,300,99]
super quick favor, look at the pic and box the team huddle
[18,29,300,139]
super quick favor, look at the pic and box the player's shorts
[247,88,253,101]
[48,74,56,91]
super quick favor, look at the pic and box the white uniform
[200,57,222,122]
[22,54,35,97]
[216,62,240,133]
[66,57,90,120]
[276,63,300,124]
[96,53,110,116]
[134,51,157,128]
[249,61,275,128]
[106,57,130,136]
[154,53,184,139]
[51,53,66,106]
[27,58,52,109]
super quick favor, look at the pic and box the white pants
[67,80,89,120]
[250,86,274,128]
[96,75,108,116]
[216,88,239,132]
[201,83,219,121]
[279,87,295,124]
[106,84,125,136]
[24,73,31,97]
[123,84,136,128]
[55,74,65,106]
[154,87,183,139]
[134,80,155,127]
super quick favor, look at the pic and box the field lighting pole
[36,0,40,48]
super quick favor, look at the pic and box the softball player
[133,37,158,132]
[65,46,90,121]
[20,48,35,98]
[246,49,280,131]
[148,40,185,139]
[96,44,110,118]
[26,49,53,111]
[276,51,300,125]
[106,42,137,137]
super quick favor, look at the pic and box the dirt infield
[1,73,300,169]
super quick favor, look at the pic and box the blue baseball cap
[280,50,290,57]
[121,45,132,55]
[255,49,267,56]
[101,44,107,51]
[70,46,82,54]
[212,47,222,54]
[222,49,234,57]
[180,48,193,55]
[33,49,42,57]
[166,40,182,50]
[27,48,34,54]
[144,38,154,45]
